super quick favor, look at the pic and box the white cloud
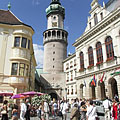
[32,0,40,5]
[33,44,44,68]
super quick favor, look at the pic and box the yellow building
[0,10,36,102]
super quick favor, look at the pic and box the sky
[0,0,109,68]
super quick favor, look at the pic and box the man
[44,100,50,120]
[61,100,68,120]
[86,100,97,120]
[103,97,111,120]
[70,103,79,120]
[20,99,27,120]
[25,99,31,120]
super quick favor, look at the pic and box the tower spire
[8,2,11,10]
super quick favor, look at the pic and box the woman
[112,99,118,120]
[12,104,18,120]
[1,100,8,120]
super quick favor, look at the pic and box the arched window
[96,42,103,63]
[80,52,84,69]
[94,13,98,25]
[52,31,56,37]
[62,32,64,38]
[57,31,60,38]
[88,47,94,66]
[45,33,47,38]
[48,31,51,37]
[105,36,114,60]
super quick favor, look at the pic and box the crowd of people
[0,95,120,120]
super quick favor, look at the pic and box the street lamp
[65,88,67,100]
[114,56,117,64]
[84,68,86,74]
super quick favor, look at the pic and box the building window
[57,31,60,38]
[26,65,29,76]
[14,37,20,47]
[70,61,73,68]
[88,47,94,66]
[89,22,91,29]
[53,58,55,61]
[19,63,25,76]
[80,52,84,70]
[67,73,69,82]
[53,44,55,47]
[67,88,69,95]
[0,96,3,103]
[53,66,54,68]
[71,86,73,95]
[94,13,98,25]
[53,51,55,54]
[74,59,76,66]
[105,36,114,61]
[66,63,69,70]
[100,12,103,20]
[62,32,64,38]
[96,42,103,64]
[48,31,51,37]
[71,71,73,81]
[52,31,56,37]
[21,37,27,48]
[11,63,18,75]
[28,40,30,50]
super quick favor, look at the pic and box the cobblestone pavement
[16,112,70,120]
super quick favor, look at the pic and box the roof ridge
[9,10,23,23]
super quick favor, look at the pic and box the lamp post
[65,88,67,100]
[114,56,117,64]
[84,68,86,74]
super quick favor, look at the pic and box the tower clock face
[52,22,57,27]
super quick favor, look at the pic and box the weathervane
[8,2,11,10]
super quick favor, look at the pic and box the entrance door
[111,79,118,98]
[49,93,57,101]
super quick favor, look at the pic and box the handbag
[1,110,7,114]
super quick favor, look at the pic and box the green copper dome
[46,0,65,18]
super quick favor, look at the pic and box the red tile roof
[0,10,34,31]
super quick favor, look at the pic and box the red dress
[112,103,118,119]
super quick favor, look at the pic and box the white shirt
[86,105,97,120]
[103,99,111,109]
[61,102,68,115]
[21,103,27,112]
[44,101,49,112]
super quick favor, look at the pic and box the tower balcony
[43,29,68,45]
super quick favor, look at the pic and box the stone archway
[98,81,106,100]
[89,83,96,100]
[80,84,84,99]
[49,93,58,101]
[108,78,118,99]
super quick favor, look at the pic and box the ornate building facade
[64,0,120,102]
[0,10,36,101]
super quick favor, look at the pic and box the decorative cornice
[73,7,120,47]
